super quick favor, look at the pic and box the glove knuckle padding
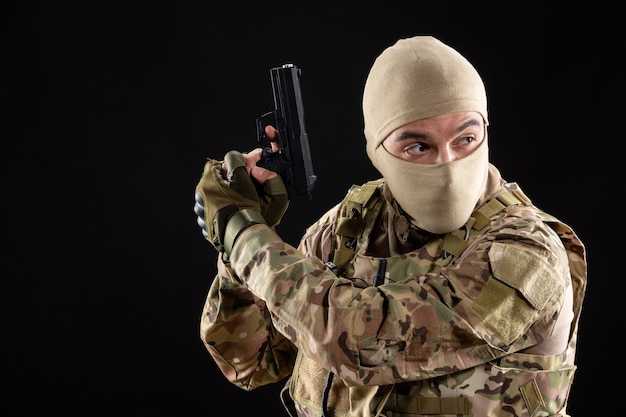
[194,192,208,238]
[195,157,261,252]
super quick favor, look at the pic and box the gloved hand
[257,173,289,228]
[249,127,289,228]
[194,150,266,256]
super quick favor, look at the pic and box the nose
[434,146,455,163]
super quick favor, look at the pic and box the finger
[246,148,264,164]
[244,148,264,176]
[265,126,281,152]
[245,148,279,183]
[223,151,245,179]
[250,165,277,184]
[264,125,279,140]
[224,151,259,201]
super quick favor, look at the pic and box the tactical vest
[281,180,587,417]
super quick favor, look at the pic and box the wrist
[224,209,266,257]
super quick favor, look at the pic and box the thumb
[250,165,277,184]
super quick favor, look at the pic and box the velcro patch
[472,277,536,345]
[472,242,561,345]
[489,242,560,310]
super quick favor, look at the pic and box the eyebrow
[391,116,484,142]
[455,117,484,133]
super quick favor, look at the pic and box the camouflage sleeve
[228,208,572,387]
[200,255,297,390]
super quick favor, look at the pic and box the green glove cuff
[224,209,267,257]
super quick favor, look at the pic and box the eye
[405,142,429,156]
[457,135,475,146]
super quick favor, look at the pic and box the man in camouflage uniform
[193,36,587,416]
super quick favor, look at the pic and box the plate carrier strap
[331,179,532,277]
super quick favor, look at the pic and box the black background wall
[4,1,615,416]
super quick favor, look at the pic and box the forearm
[200,258,296,390]
[228,225,500,386]
[228,218,571,386]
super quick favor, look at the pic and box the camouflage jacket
[200,165,587,417]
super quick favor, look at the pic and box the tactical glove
[257,174,289,228]
[194,151,266,256]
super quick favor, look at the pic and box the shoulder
[466,190,576,346]
[298,179,388,256]
[489,183,582,256]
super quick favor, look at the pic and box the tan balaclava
[363,36,490,234]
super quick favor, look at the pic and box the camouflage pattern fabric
[200,172,587,417]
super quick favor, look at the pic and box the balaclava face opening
[362,36,490,234]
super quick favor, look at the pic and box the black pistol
[256,63,317,199]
